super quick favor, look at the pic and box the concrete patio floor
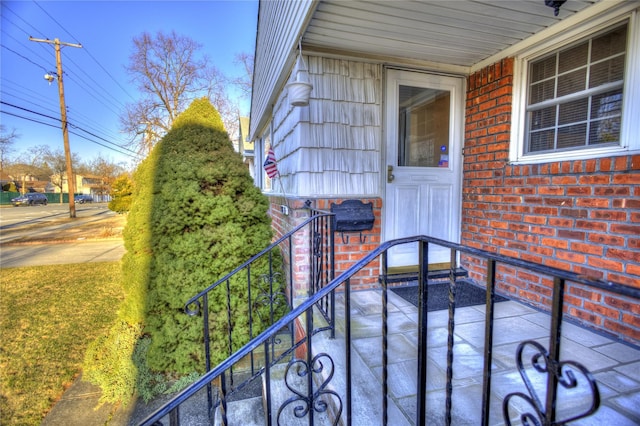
[312,288,640,425]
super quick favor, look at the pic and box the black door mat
[390,280,508,312]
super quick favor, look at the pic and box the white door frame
[382,68,465,269]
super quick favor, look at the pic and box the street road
[0,203,108,233]
[0,204,125,268]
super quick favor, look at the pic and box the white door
[383,69,463,269]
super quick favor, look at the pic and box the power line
[1,101,141,159]
[1,100,59,123]
[33,0,136,102]
[1,3,53,56]
[1,88,61,117]
[0,43,50,73]
[4,5,128,117]
[2,80,61,109]
[1,26,54,65]
[0,110,59,129]
[0,109,140,160]
[3,75,131,146]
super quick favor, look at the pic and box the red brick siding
[267,196,382,298]
[462,58,640,344]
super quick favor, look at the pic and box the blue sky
[1,0,258,168]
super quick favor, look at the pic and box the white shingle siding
[269,57,382,197]
[251,0,315,140]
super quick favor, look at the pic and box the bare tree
[203,65,240,141]
[232,52,254,99]
[87,155,124,201]
[44,148,80,201]
[0,125,19,174]
[5,145,53,193]
[122,30,239,155]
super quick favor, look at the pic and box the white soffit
[303,0,598,68]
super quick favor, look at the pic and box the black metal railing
[139,235,640,426]
[175,205,334,422]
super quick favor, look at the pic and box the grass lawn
[0,262,123,426]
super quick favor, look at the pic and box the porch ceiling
[302,0,598,69]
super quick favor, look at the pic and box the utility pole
[29,37,82,218]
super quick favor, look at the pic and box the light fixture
[286,40,313,107]
[44,73,55,85]
[545,0,566,16]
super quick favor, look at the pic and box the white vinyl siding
[250,0,315,141]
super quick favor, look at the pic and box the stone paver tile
[492,341,527,371]
[559,320,616,347]
[452,305,487,324]
[520,311,551,329]
[492,365,602,422]
[372,358,447,399]
[595,370,640,393]
[472,300,537,319]
[387,311,418,335]
[455,316,548,348]
[352,333,417,368]
[572,404,640,426]
[594,342,640,364]
[349,314,382,338]
[428,343,495,380]
[615,361,640,381]
[350,290,385,315]
[387,289,416,310]
[558,339,618,371]
[425,309,449,328]
[609,391,640,423]
[397,384,506,426]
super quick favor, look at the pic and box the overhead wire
[2,74,131,157]
[0,110,140,160]
[1,3,55,59]
[3,3,125,114]
[1,28,54,67]
[2,1,141,162]
[0,43,50,73]
[32,0,136,103]
[0,103,141,160]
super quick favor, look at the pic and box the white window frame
[254,137,264,190]
[510,8,640,164]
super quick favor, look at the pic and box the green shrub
[108,174,134,213]
[142,99,277,373]
[83,321,142,404]
[84,98,281,403]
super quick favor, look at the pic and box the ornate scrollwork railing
[504,340,600,426]
[277,353,343,425]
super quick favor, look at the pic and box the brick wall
[266,196,383,298]
[462,58,640,342]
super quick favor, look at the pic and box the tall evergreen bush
[85,98,281,402]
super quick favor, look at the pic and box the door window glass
[398,85,450,167]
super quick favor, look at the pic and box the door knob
[387,165,395,183]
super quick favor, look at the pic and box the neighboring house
[250,1,639,345]
[50,173,108,199]
[238,116,255,178]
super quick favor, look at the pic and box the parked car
[11,193,48,206]
[74,194,93,203]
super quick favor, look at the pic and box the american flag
[263,146,279,179]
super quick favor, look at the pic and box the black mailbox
[330,200,375,243]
